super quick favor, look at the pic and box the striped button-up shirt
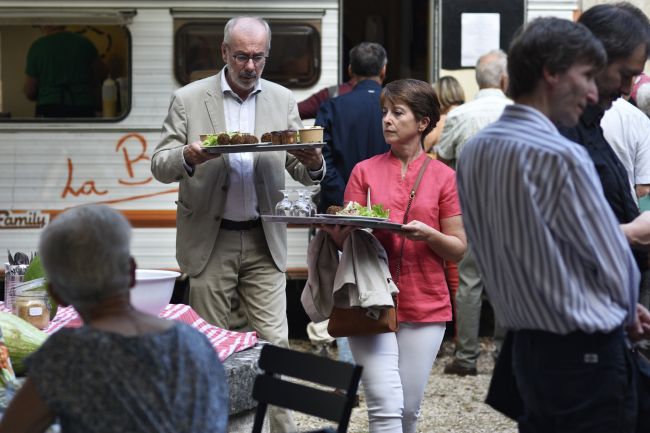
[221,69,262,222]
[456,104,639,334]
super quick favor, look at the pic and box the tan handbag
[327,158,431,337]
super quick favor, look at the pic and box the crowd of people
[5,3,650,433]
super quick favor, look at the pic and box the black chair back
[251,344,363,433]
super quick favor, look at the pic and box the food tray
[202,142,324,154]
[261,214,404,231]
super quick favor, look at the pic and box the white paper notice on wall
[461,13,501,67]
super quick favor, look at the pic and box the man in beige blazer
[151,16,323,433]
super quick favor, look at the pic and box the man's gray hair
[475,49,508,88]
[637,83,650,117]
[223,16,272,51]
[38,205,132,309]
[349,42,387,77]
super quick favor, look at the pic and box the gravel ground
[289,337,517,433]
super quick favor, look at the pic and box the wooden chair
[251,344,363,433]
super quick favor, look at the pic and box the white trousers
[349,322,446,433]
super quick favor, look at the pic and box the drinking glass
[291,190,312,217]
[275,190,293,216]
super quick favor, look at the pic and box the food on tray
[326,205,344,215]
[201,132,260,147]
[282,130,298,144]
[229,133,244,145]
[329,201,390,218]
[261,132,273,143]
[271,131,283,145]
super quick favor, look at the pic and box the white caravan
[0,0,339,276]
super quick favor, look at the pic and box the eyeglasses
[232,54,267,66]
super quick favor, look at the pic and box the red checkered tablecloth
[1,303,258,361]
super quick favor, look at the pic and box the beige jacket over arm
[151,72,319,276]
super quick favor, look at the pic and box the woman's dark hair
[381,79,441,148]
[579,2,650,63]
[507,17,606,100]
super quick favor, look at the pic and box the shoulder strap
[395,156,432,288]
[403,156,432,223]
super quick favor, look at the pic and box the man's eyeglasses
[232,54,267,66]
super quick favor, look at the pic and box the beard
[230,69,259,91]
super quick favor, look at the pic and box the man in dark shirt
[298,79,356,120]
[315,42,388,213]
[559,3,650,284]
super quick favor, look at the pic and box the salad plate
[314,214,388,222]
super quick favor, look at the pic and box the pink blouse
[344,152,461,323]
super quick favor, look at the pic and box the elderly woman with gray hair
[0,205,228,433]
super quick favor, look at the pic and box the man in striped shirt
[457,17,650,432]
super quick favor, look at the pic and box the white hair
[475,49,508,89]
[636,83,650,117]
[223,16,271,51]
[38,205,132,308]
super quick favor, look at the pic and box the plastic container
[3,264,27,312]
[102,76,117,118]
[298,126,324,143]
[14,289,50,330]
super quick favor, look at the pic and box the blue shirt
[456,104,639,334]
[315,79,388,212]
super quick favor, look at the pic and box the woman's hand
[400,216,466,263]
[318,224,356,250]
[401,220,435,241]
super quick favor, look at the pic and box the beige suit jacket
[151,72,319,276]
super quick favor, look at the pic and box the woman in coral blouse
[324,79,466,433]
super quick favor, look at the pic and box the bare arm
[636,184,650,199]
[0,378,54,433]
[620,211,650,249]
[400,215,466,262]
[23,75,38,101]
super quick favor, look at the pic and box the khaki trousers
[454,245,506,368]
[189,226,295,433]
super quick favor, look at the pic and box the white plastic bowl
[131,269,180,315]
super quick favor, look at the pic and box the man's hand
[289,147,323,171]
[183,140,221,167]
[628,303,650,341]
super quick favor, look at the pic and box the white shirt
[457,104,639,334]
[601,97,650,202]
[436,88,512,167]
[220,69,262,221]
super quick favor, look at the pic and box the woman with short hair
[0,205,228,433]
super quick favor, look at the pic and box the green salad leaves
[339,201,390,218]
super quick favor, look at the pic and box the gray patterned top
[25,322,228,433]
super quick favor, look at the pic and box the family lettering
[0,210,49,229]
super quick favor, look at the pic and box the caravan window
[0,24,131,121]
[175,20,320,88]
